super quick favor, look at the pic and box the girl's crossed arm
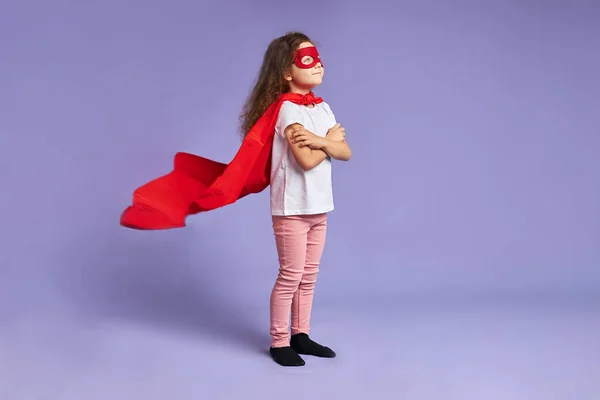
[285,123,328,171]
[322,137,352,161]
[287,124,352,167]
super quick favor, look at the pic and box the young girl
[119,31,350,367]
[239,32,352,367]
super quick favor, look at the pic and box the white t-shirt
[270,100,337,216]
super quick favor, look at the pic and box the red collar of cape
[120,91,323,230]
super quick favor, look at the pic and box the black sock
[269,346,305,367]
[290,333,336,358]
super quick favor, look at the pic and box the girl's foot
[290,333,336,358]
[269,346,306,367]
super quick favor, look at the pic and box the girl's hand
[326,123,346,142]
[292,128,327,150]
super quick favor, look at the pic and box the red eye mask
[293,47,323,69]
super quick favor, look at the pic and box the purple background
[1,1,598,398]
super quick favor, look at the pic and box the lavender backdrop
[1,1,598,398]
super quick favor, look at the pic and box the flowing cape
[120,92,323,230]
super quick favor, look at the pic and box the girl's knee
[276,270,303,289]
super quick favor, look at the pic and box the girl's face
[285,41,324,93]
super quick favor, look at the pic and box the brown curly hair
[238,32,314,139]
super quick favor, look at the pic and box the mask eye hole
[301,55,314,65]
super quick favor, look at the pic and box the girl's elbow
[297,159,314,171]
[302,161,319,171]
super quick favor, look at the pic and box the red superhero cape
[120,91,323,230]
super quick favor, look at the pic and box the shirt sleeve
[275,101,304,138]
[321,102,338,128]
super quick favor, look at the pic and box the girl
[119,31,351,367]
[239,32,352,367]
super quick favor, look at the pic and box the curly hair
[238,32,313,139]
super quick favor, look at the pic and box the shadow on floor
[59,222,270,354]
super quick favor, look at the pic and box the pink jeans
[269,213,328,348]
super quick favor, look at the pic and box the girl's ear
[283,70,292,82]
